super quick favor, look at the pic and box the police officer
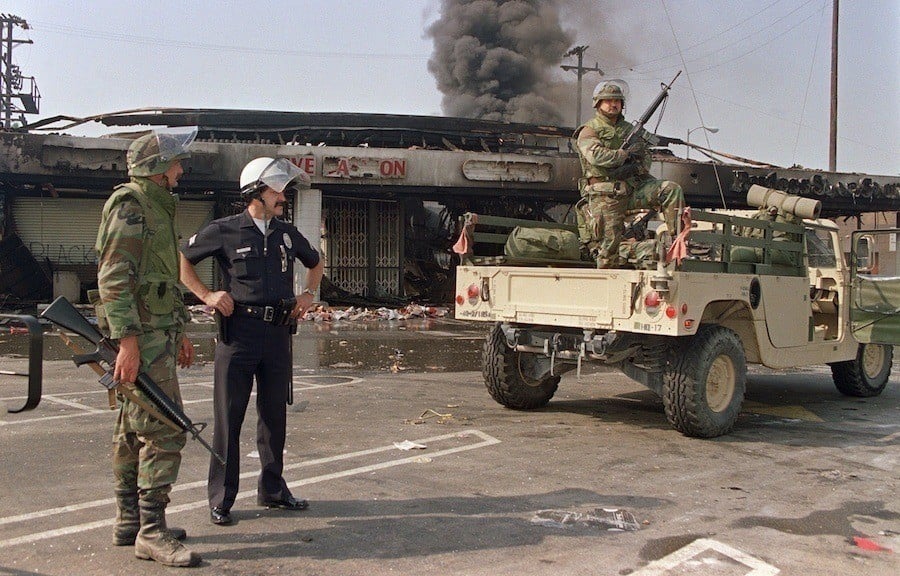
[97,128,200,567]
[574,80,684,268]
[179,157,324,526]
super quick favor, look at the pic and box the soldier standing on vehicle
[179,157,324,527]
[574,80,685,268]
[96,128,200,567]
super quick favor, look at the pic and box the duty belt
[233,303,276,322]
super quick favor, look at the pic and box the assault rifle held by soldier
[40,296,224,464]
[607,70,681,181]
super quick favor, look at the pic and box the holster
[215,311,230,345]
[272,297,297,327]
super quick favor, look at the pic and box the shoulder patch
[114,200,144,226]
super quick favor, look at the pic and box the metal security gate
[323,197,402,298]
[12,196,216,288]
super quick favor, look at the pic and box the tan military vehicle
[454,186,899,437]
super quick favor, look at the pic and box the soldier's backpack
[504,226,582,261]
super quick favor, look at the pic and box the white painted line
[39,395,108,414]
[876,430,900,443]
[0,429,499,549]
[0,411,115,426]
[631,538,779,576]
[0,377,361,426]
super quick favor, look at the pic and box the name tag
[236,247,252,254]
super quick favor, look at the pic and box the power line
[30,20,428,61]
[610,0,821,77]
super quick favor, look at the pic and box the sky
[4,0,898,176]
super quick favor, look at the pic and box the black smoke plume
[426,0,574,124]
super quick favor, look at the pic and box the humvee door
[849,229,900,345]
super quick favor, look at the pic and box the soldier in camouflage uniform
[96,128,200,567]
[574,80,684,268]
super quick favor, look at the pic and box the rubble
[187,303,449,324]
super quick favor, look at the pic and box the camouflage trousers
[577,178,684,268]
[112,329,186,504]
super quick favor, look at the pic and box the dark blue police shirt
[181,210,320,306]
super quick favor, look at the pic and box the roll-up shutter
[12,197,215,287]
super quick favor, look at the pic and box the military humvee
[454,186,899,437]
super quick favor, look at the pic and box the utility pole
[561,45,603,127]
[828,0,838,171]
[1,14,39,130]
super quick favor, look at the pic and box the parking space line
[631,538,779,575]
[0,429,500,549]
[41,395,108,414]
[877,430,900,443]
[0,376,361,426]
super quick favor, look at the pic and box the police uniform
[180,211,320,513]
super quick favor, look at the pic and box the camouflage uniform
[574,113,684,268]
[97,175,190,505]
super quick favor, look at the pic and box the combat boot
[113,491,187,546]
[134,501,200,567]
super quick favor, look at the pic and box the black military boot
[134,500,200,567]
[113,491,187,546]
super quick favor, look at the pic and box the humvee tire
[663,325,746,438]
[483,323,560,409]
[830,343,893,397]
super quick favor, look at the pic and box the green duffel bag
[504,226,582,261]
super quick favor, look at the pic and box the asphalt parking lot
[1,318,898,575]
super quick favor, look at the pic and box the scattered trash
[393,440,427,451]
[406,408,459,425]
[531,508,641,532]
[819,469,857,481]
[186,303,449,324]
[389,349,405,373]
[851,536,893,553]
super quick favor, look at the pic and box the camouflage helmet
[592,80,628,107]
[127,127,198,177]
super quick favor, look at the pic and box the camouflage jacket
[96,177,189,339]
[574,113,652,191]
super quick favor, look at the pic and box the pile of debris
[186,303,449,323]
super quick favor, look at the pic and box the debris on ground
[188,303,448,323]
[393,440,427,451]
[851,536,893,553]
[531,508,642,532]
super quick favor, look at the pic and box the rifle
[623,210,658,241]
[607,71,682,180]
[40,296,225,464]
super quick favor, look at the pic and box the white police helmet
[239,157,311,200]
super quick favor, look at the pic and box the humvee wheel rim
[861,345,886,379]
[517,354,549,387]
[706,355,736,412]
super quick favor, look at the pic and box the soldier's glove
[607,153,642,180]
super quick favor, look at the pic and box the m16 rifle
[40,296,224,464]
[607,71,681,181]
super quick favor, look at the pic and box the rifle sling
[57,331,181,431]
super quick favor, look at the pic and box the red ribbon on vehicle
[452,213,478,256]
[666,207,692,265]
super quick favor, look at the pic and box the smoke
[426,0,575,124]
